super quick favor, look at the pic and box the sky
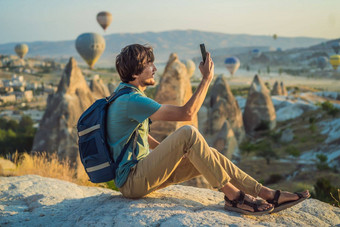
[0,0,339,44]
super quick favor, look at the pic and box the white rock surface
[319,118,340,144]
[1,175,339,227]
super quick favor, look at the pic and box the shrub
[309,123,317,133]
[239,141,257,156]
[321,101,339,117]
[285,146,301,157]
[269,130,282,143]
[255,141,278,165]
[312,178,338,205]
[316,154,330,171]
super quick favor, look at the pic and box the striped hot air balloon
[329,55,340,70]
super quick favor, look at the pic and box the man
[107,44,310,215]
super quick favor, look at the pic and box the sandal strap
[295,192,303,199]
[266,190,281,207]
[224,191,246,208]
[243,199,260,212]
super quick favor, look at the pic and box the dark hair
[115,44,154,83]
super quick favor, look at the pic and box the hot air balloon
[329,55,340,70]
[317,56,328,70]
[96,11,112,31]
[224,57,240,76]
[273,34,278,40]
[331,41,340,54]
[75,33,106,69]
[251,49,261,58]
[15,44,29,59]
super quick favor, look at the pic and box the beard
[142,78,155,86]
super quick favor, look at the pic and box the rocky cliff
[1,175,339,226]
[32,58,95,164]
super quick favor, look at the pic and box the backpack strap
[106,87,134,104]
[114,128,138,168]
[108,86,141,168]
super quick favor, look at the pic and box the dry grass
[1,151,101,188]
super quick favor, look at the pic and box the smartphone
[200,43,207,63]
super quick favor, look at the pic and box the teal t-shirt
[107,82,161,188]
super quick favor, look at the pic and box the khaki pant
[119,125,262,199]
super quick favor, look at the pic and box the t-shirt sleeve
[127,93,161,123]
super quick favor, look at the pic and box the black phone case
[200,44,207,63]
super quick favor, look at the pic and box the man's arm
[150,52,214,122]
[148,134,160,149]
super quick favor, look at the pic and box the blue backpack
[77,87,137,183]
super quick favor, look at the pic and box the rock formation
[271,81,282,95]
[186,59,196,77]
[209,75,245,143]
[151,53,198,141]
[32,58,95,164]
[243,75,276,134]
[1,175,339,226]
[89,74,110,99]
[281,81,288,96]
[271,81,288,96]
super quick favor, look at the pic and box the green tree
[255,141,278,165]
[18,115,35,135]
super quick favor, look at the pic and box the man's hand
[199,52,214,82]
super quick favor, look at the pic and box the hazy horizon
[0,0,339,45]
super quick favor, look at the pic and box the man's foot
[224,191,274,215]
[261,189,310,213]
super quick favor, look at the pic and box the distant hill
[0,30,327,66]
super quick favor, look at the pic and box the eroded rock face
[209,76,245,144]
[32,58,95,164]
[90,75,110,99]
[281,81,288,96]
[243,75,276,134]
[1,175,339,227]
[271,81,288,96]
[271,81,282,95]
[151,53,198,141]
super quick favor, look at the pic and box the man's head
[116,44,155,83]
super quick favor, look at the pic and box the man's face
[136,62,157,86]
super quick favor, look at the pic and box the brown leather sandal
[224,191,274,215]
[266,190,310,213]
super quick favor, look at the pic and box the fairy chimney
[32,58,95,164]
[281,81,288,96]
[243,75,276,134]
[271,81,282,95]
[90,74,110,99]
[208,75,245,143]
[151,53,198,141]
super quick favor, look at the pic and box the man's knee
[177,125,200,138]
